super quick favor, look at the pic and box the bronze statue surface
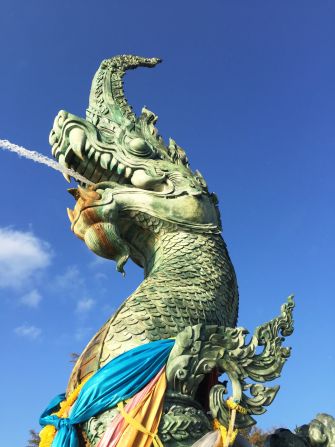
[44,55,295,447]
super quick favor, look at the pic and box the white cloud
[54,265,85,292]
[14,323,42,340]
[76,297,95,313]
[0,228,52,289]
[20,289,42,308]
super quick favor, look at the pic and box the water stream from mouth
[0,139,95,186]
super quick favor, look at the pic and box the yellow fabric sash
[117,402,164,447]
[213,397,247,447]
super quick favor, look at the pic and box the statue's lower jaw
[84,222,129,273]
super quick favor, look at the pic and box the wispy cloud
[53,266,97,322]
[53,265,85,293]
[20,289,42,308]
[0,228,52,289]
[89,256,110,269]
[94,272,108,281]
[14,323,42,340]
[76,297,95,313]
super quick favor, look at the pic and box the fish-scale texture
[67,229,238,394]
[100,231,238,367]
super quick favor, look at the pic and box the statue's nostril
[58,114,65,127]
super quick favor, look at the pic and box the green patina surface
[50,55,295,446]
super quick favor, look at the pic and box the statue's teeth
[67,208,75,222]
[58,153,68,167]
[69,128,86,161]
[110,157,118,171]
[63,172,71,183]
[100,153,112,169]
[94,151,101,163]
[88,147,95,158]
[117,163,125,175]
[51,143,58,156]
[65,145,75,163]
[59,154,71,183]
[125,166,133,179]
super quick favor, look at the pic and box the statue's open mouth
[50,113,139,187]
[50,111,170,192]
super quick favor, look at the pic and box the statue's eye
[99,127,113,134]
[128,138,154,157]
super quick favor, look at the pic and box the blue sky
[0,1,334,445]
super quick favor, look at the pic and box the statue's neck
[129,228,239,328]
[144,230,224,280]
[120,219,235,310]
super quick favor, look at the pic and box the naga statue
[41,55,295,447]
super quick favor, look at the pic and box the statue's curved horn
[87,55,161,125]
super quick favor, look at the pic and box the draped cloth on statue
[97,367,166,447]
[39,339,175,447]
[190,431,222,447]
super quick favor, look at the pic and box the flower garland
[39,374,92,447]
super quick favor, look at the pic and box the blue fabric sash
[40,339,175,447]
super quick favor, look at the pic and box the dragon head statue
[50,55,221,273]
